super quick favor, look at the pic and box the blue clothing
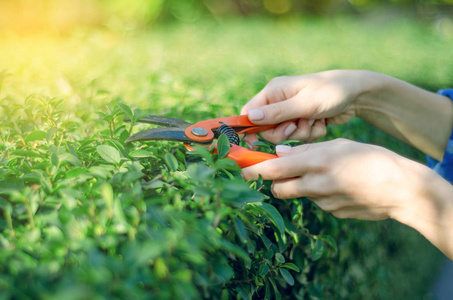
[426,89,453,183]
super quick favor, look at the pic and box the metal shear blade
[124,115,210,145]
[124,113,279,168]
[125,127,196,144]
[123,115,192,128]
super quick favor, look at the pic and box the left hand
[242,138,423,221]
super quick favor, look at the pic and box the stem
[128,123,133,137]
[25,198,35,229]
[299,230,316,238]
[12,119,26,146]
[212,190,222,228]
[5,210,15,237]
[58,128,66,147]
[109,121,114,138]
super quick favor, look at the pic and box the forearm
[392,161,453,260]
[355,72,453,160]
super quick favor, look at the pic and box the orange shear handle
[184,143,277,168]
[185,115,278,143]
[226,144,277,168]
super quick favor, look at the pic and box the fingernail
[276,145,293,156]
[248,109,265,121]
[308,119,315,126]
[284,123,297,137]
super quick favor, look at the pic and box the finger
[311,197,348,212]
[242,139,346,181]
[242,133,259,149]
[247,96,305,125]
[270,178,304,199]
[327,110,355,125]
[329,206,388,220]
[258,121,297,144]
[241,78,292,115]
[241,90,268,115]
[241,145,324,181]
[278,141,329,155]
[270,170,335,199]
[241,156,302,181]
[305,119,327,142]
[275,145,293,157]
[285,118,312,142]
[288,138,351,155]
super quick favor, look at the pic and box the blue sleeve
[426,89,453,184]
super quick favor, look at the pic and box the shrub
[0,97,440,299]
[0,18,446,299]
[0,98,339,298]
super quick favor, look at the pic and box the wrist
[354,71,392,119]
[351,72,453,160]
[390,160,453,258]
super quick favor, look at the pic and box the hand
[242,138,453,259]
[241,70,375,145]
[242,138,421,221]
[241,70,453,160]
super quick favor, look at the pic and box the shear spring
[217,124,240,145]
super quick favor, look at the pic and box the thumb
[247,95,318,125]
[275,145,294,157]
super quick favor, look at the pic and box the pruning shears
[124,115,279,168]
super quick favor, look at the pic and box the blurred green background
[1,0,453,32]
[1,0,453,298]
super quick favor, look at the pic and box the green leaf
[248,202,285,237]
[275,253,285,264]
[10,150,44,158]
[51,152,59,167]
[261,235,273,250]
[213,262,234,282]
[123,171,144,183]
[233,216,249,243]
[251,141,269,147]
[235,287,251,300]
[187,145,214,164]
[164,152,178,172]
[284,219,299,244]
[311,238,324,261]
[259,264,270,276]
[281,263,300,272]
[268,277,282,300]
[132,108,147,122]
[108,139,126,157]
[274,230,287,253]
[46,127,59,142]
[22,172,42,183]
[217,133,230,159]
[129,149,155,158]
[220,179,264,206]
[60,153,82,167]
[101,183,114,212]
[320,235,338,252]
[66,167,90,179]
[118,103,133,119]
[97,145,121,164]
[279,268,295,286]
[0,178,24,193]
[0,197,12,214]
[25,130,47,143]
[219,239,251,264]
[215,158,239,171]
[278,140,301,146]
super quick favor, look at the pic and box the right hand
[241,70,378,145]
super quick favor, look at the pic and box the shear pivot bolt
[191,127,208,137]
